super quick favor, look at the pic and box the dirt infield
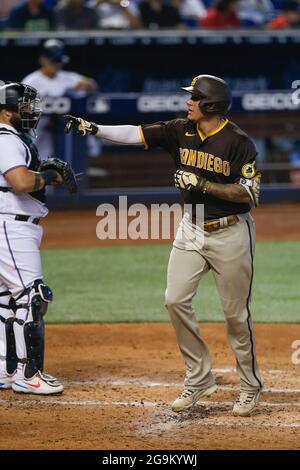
[1,204,299,450]
[0,323,299,450]
[41,203,300,248]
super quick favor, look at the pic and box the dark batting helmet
[181,75,232,115]
[40,39,69,64]
[0,82,42,130]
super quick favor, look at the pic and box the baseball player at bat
[64,75,263,416]
[0,82,77,394]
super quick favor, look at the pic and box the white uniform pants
[0,217,43,376]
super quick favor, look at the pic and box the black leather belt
[0,188,41,224]
[14,215,41,225]
[0,187,12,192]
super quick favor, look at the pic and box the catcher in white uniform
[0,82,77,395]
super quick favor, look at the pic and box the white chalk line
[68,379,300,394]
[212,368,290,375]
[150,420,300,431]
[0,398,300,409]
[66,366,299,390]
[1,399,300,430]
[197,422,300,429]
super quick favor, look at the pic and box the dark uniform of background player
[64,74,263,416]
[0,82,72,394]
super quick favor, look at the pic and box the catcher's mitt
[39,158,78,194]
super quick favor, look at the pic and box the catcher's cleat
[0,373,14,390]
[232,389,261,416]
[171,383,217,412]
[12,371,64,395]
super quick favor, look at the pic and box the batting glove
[64,114,98,136]
[174,169,209,193]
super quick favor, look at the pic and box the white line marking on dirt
[0,399,157,407]
[1,399,300,430]
[214,368,291,374]
[0,399,300,408]
[199,401,300,408]
[200,422,300,429]
[150,420,300,431]
[68,379,300,394]
[218,386,300,394]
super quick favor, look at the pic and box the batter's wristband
[196,177,208,193]
[40,169,58,186]
[202,180,210,194]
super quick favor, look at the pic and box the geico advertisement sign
[242,93,300,110]
[138,95,187,112]
[42,97,71,114]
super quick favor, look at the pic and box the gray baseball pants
[165,212,263,392]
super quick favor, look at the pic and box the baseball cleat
[0,373,14,390]
[232,389,261,416]
[171,383,217,412]
[12,371,64,395]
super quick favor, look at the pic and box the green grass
[42,241,300,324]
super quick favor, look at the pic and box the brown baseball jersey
[139,118,257,220]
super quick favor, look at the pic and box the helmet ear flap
[198,99,214,114]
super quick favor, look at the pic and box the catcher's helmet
[0,82,42,130]
[40,39,69,64]
[181,75,232,115]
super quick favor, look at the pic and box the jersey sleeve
[22,73,36,87]
[139,120,180,151]
[231,136,258,180]
[0,135,26,176]
[67,72,84,89]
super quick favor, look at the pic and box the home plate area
[0,323,299,450]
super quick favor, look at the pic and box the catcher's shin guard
[0,291,17,375]
[5,317,18,374]
[13,280,53,379]
[23,317,45,378]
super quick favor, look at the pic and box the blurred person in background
[200,0,240,27]
[139,0,184,29]
[55,0,99,30]
[23,39,98,159]
[179,0,207,27]
[237,0,276,26]
[88,0,142,29]
[6,0,55,30]
[0,0,23,18]
[267,0,300,27]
